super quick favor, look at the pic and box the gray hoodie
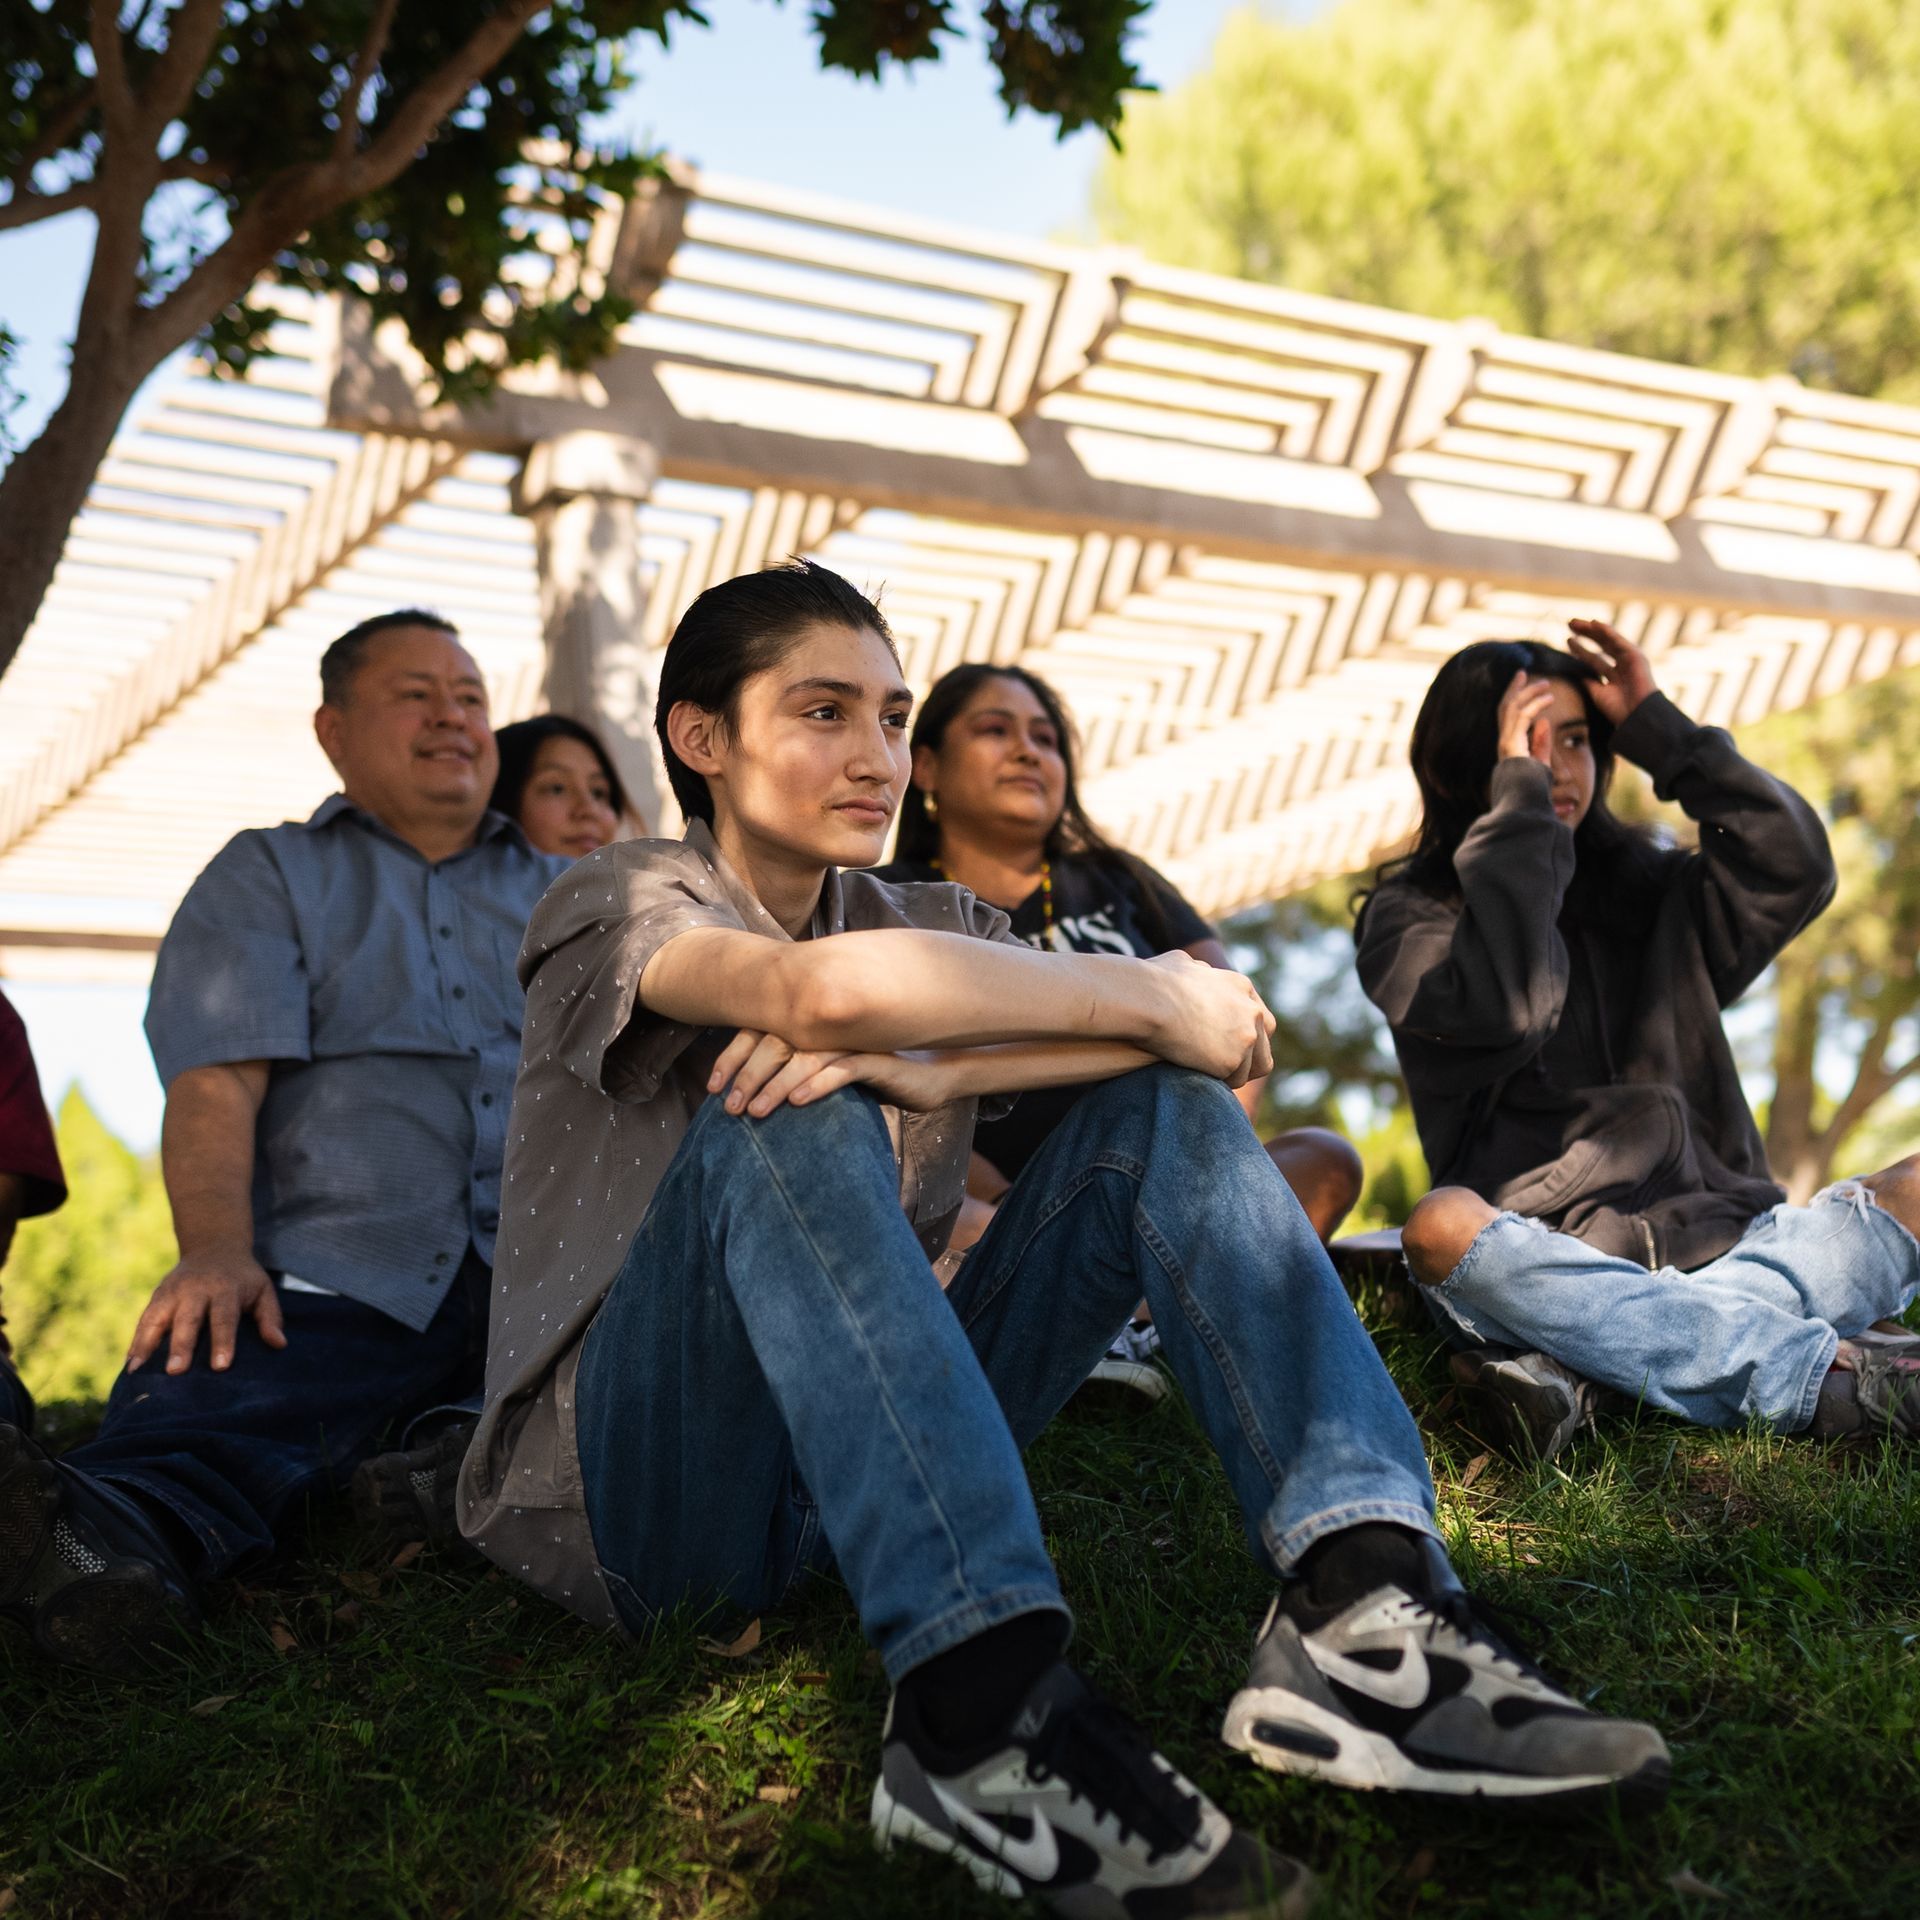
[1357,692,1835,1272]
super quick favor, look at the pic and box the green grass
[4,1293,1918,1919]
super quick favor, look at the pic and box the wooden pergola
[8,165,1920,979]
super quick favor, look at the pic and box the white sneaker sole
[1081,1357,1170,1402]
[874,1774,1316,1918]
[1221,1686,1635,1799]
[870,1778,1024,1898]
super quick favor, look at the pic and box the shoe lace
[1425,1586,1561,1688]
[1026,1694,1204,1863]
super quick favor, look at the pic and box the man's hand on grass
[127,1249,286,1375]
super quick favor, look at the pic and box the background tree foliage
[1095,0,1920,397]
[0,0,1154,680]
[1104,0,1920,1198]
[3,1088,176,1404]
[1742,676,1920,1197]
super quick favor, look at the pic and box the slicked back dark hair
[654,558,897,825]
[319,607,460,707]
[896,661,1183,953]
[491,714,632,828]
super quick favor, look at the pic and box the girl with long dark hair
[490,713,637,856]
[879,663,1364,1394]
[1357,618,1920,1456]
[465,564,1665,1913]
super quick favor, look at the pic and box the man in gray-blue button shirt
[0,610,566,1674]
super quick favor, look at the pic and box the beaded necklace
[932,855,1054,939]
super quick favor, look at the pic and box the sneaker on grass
[1078,1320,1169,1407]
[875,1659,1313,1918]
[1809,1346,1920,1441]
[351,1415,479,1551]
[0,1422,199,1677]
[1448,1346,1601,1460]
[1222,1559,1669,1809]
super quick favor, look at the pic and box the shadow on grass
[6,1334,1919,1917]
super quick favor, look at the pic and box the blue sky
[0,1,1289,1148]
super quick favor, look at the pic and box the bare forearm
[647,928,1179,1053]
[921,1037,1160,1099]
[161,1063,268,1259]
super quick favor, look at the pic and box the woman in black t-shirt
[877,663,1364,1391]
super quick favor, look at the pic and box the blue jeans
[1430,1183,1920,1430]
[53,1253,490,1580]
[577,1064,1438,1684]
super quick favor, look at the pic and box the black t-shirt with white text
[876,851,1213,1177]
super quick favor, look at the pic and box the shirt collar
[302,793,533,857]
[681,817,847,941]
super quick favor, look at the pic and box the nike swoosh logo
[1308,1636,1432,1710]
[928,1783,1061,1882]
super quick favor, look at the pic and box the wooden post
[512,430,675,835]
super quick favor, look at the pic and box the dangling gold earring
[923,790,939,821]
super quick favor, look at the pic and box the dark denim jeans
[0,1354,31,1433]
[577,1065,1437,1684]
[53,1252,490,1581]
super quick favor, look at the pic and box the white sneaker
[875,1659,1313,1917]
[1223,1584,1669,1807]
[1079,1321,1169,1405]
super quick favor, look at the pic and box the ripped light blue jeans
[575,1064,1438,1683]
[1429,1182,1920,1431]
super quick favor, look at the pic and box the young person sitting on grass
[1356,618,1920,1460]
[463,561,1668,1920]
[877,662,1364,1401]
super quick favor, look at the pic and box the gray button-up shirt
[145,795,568,1329]
[461,820,1019,1628]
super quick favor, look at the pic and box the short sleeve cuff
[150,1025,312,1087]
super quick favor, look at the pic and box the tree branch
[0,182,102,234]
[144,0,230,135]
[344,0,545,191]
[129,0,548,371]
[1810,1002,1907,1157]
[334,0,403,163]
[88,1,138,149]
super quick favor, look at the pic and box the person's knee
[1861,1153,1920,1238]
[692,1081,882,1168]
[1264,1127,1365,1240]
[1402,1187,1497,1288]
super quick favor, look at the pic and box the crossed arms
[637,923,1277,1120]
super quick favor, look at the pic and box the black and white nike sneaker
[874,1660,1314,1917]
[1222,1579,1669,1809]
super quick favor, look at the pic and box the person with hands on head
[465,560,1669,1920]
[876,661,1365,1401]
[0,609,568,1676]
[1359,618,1920,1459]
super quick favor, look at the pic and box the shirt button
[452,985,467,999]
[480,1092,493,1107]
[434,1251,450,1267]
[439,925,453,938]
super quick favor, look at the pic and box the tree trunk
[1764,953,1823,1186]
[0,360,149,679]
